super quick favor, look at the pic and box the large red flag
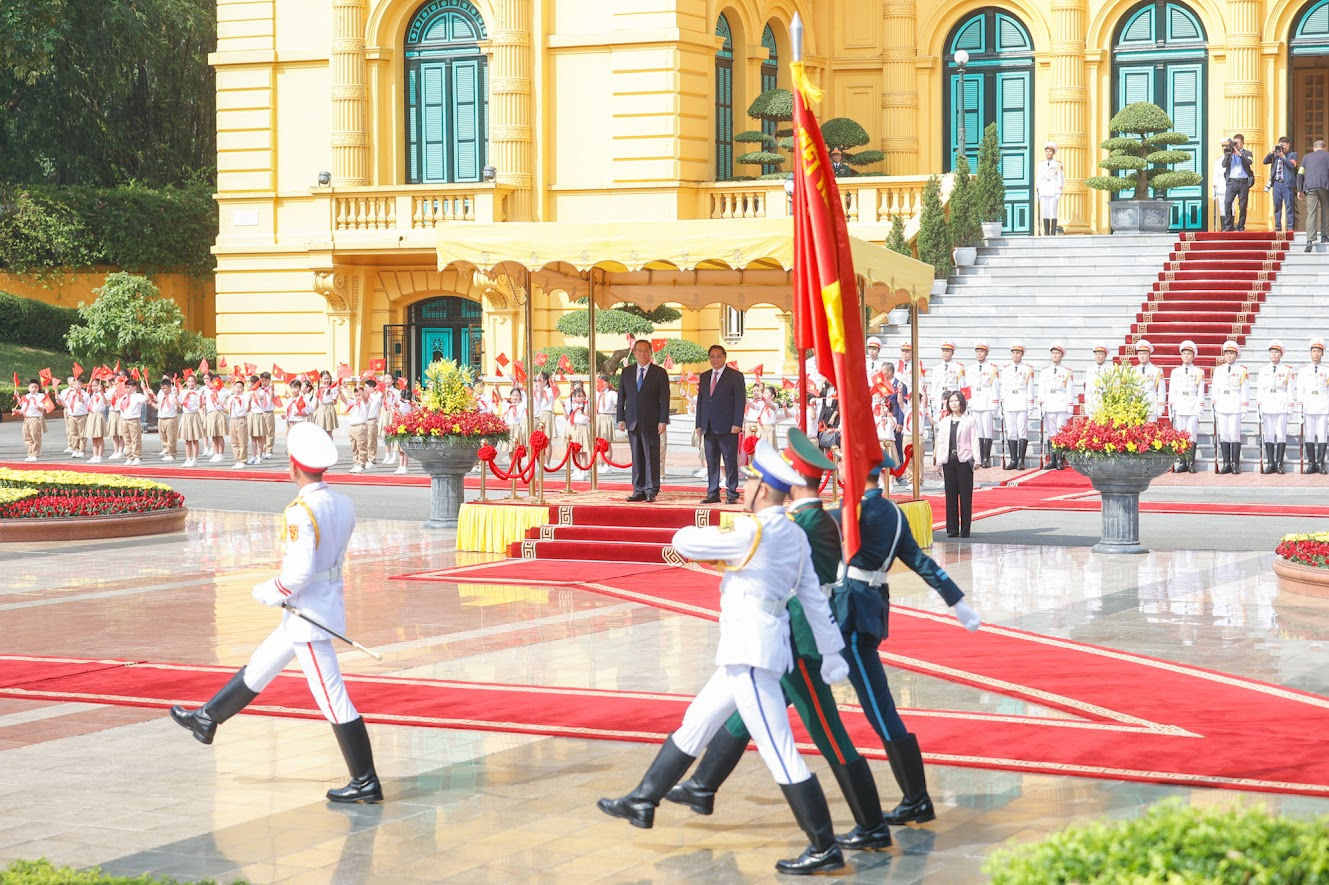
[790,61,882,558]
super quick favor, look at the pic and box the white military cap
[974,341,989,352]
[287,422,339,473]
[1009,342,1025,353]
[940,340,957,351]
[1179,340,1197,354]
[899,342,913,351]
[866,336,882,348]
[1049,342,1066,354]
[742,440,804,494]
[1092,342,1108,354]
[1044,142,1057,152]
[1222,340,1241,354]
[1313,337,1326,351]
[1135,339,1154,353]
[1268,340,1285,353]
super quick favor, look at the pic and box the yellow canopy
[436,218,932,313]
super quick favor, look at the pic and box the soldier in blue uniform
[830,457,981,824]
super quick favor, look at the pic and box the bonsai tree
[917,175,953,280]
[1085,102,1202,200]
[975,122,1006,224]
[736,88,793,179]
[947,152,982,250]
[886,214,910,256]
[819,117,885,174]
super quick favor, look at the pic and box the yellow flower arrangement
[0,468,175,493]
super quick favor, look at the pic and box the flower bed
[1276,532,1329,568]
[0,468,184,520]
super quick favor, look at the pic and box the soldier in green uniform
[665,429,893,851]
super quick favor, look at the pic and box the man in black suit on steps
[696,344,745,504]
[617,339,671,502]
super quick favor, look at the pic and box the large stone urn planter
[1108,199,1174,234]
[399,438,483,529]
[1273,557,1329,598]
[1065,452,1173,554]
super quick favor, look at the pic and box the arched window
[1112,1,1207,230]
[760,25,779,175]
[715,15,735,181]
[1291,0,1329,186]
[944,9,1035,234]
[404,0,488,184]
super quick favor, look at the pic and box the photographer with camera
[1263,137,1298,232]
[1221,134,1255,232]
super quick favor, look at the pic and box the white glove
[820,653,850,685]
[251,580,285,607]
[952,600,981,632]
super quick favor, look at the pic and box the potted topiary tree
[1085,102,1203,234]
[948,152,982,267]
[736,88,794,179]
[917,175,952,295]
[820,117,885,175]
[975,122,1006,239]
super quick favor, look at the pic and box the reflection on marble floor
[3,509,1329,883]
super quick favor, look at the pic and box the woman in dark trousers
[817,384,840,454]
[933,391,979,538]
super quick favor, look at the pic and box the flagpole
[792,13,806,434]
[587,269,599,491]
[910,302,922,500]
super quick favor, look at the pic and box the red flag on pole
[664,355,675,371]
[11,372,18,389]
[336,363,352,381]
[790,57,882,558]
[513,360,527,385]
[198,358,209,374]
[369,358,386,373]
[495,353,510,367]
[72,362,84,379]
[38,367,52,388]
[534,352,548,367]
[557,354,574,374]
[782,377,796,390]
[650,338,666,353]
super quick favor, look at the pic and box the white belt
[819,583,837,596]
[741,593,789,617]
[309,566,343,584]
[846,566,888,587]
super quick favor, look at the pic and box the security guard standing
[1299,337,1328,473]
[598,440,851,875]
[665,429,892,852]
[170,422,382,803]
[1213,340,1250,474]
[1038,343,1073,469]
[1259,341,1295,474]
[969,342,1001,467]
[1168,341,1205,472]
[1000,343,1035,469]
[831,458,981,826]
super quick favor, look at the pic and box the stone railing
[316,183,509,244]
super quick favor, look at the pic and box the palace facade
[211,0,1329,381]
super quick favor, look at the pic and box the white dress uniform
[1136,362,1166,422]
[1036,153,1064,233]
[1038,362,1074,440]
[1212,360,1249,443]
[1299,360,1328,445]
[1082,349,1111,417]
[967,357,1000,440]
[1167,364,1206,443]
[1257,361,1295,442]
[1000,359,1035,443]
[930,358,965,422]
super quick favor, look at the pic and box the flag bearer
[1168,342,1205,472]
[1298,337,1328,473]
[1259,341,1295,474]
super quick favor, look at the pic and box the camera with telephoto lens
[1222,140,1234,154]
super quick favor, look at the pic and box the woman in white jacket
[933,391,980,538]
[1036,142,1064,236]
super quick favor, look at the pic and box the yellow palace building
[211,0,1329,382]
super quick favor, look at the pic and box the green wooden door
[420,328,454,385]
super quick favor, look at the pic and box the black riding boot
[1307,444,1320,474]
[1003,440,1016,470]
[1320,444,1328,475]
[979,438,991,468]
[882,733,935,825]
[1218,442,1231,474]
[775,775,846,875]
[1262,442,1276,474]
[1233,443,1243,474]
[327,716,383,803]
[1276,442,1287,474]
[170,667,258,745]
[1017,439,1029,470]
[664,727,748,815]
[598,736,695,829]
[830,757,892,851]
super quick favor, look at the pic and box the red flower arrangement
[1276,533,1329,569]
[0,491,185,519]
[387,409,509,442]
[1050,417,1192,457]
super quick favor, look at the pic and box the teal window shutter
[451,59,482,182]
[404,0,489,184]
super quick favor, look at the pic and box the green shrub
[947,152,982,249]
[0,293,83,351]
[64,273,213,377]
[653,339,708,367]
[1085,102,1203,199]
[986,800,1329,884]
[0,858,242,883]
[556,308,654,338]
[975,122,1006,224]
[916,175,952,280]
[886,215,910,256]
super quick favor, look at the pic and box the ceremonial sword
[281,603,383,660]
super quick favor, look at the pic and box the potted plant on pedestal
[1085,102,1202,234]
[388,360,509,529]
[976,122,1006,239]
[1274,532,1329,597]
[948,152,982,267]
[917,175,952,296]
[1051,364,1192,553]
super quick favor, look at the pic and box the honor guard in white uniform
[1000,343,1036,469]
[865,337,886,381]
[1258,341,1296,474]
[1036,142,1064,236]
[930,342,965,423]
[1038,343,1074,469]
[171,422,383,804]
[598,441,851,875]
[897,343,925,414]
[968,342,1001,467]
[1133,340,1166,422]
[1083,343,1112,417]
[1213,340,1250,474]
[1299,337,1328,473]
[1168,341,1206,472]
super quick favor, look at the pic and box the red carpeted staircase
[1125,231,1292,370]
[506,504,728,563]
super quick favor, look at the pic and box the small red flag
[369,358,386,373]
[513,361,527,385]
[130,367,140,381]
[396,377,407,390]
[534,352,548,367]
[727,360,739,369]
[219,357,227,369]
[782,377,796,390]
[273,363,284,376]
[753,363,764,381]
[495,353,510,368]
[183,368,195,380]
[72,362,84,379]
[336,363,352,381]
[664,355,675,371]
[198,358,209,374]
[686,372,700,385]
[651,338,666,353]
[557,354,574,374]
[12,372,18,389]
[114,360,121,374]
[244,362,257,375]
[38,367,52,387]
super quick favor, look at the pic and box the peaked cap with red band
[287,422,338,474]
[782,427,835,481]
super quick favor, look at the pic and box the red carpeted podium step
[506,538,680,563]
[523,524,679,544]
[544,503,724,529]
[502,502,733,563]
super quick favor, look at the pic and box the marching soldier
[969,342,1001,467]
[1168,341,1206,472]
[666,429,892,853]
[1083,343,1112,417]
[598,440,851,875]
[1134,340,1166,422]
[1258,341,1295,474]
[831,457,981,826]
[1038,343,1073,469]
[170,422,383,804]
[1213,340,1250,474]
[1000,343,1035,469]
[930,342,965,423]
[1299,337,1328,473]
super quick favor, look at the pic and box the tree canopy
[65,273,214,375]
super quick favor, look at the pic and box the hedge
[0,292,83,351]
[0,183,217,277]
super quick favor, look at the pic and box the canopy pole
[588,269,599,491]
[910,302,921,501]
[525,267,542,504]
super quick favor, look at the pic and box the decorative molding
[313,270,350,312]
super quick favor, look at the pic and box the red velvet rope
[594,436,632,469]
[541,441,575,473]
[478,443,537,483]
[569,442,594,471]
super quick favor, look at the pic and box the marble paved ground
[4,505,1329,883]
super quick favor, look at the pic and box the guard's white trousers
[1002,410,1027,442]
[1039,195,1060,221]
[1262,412,1289,442]
[1306,414,1328,444]
[672,664,810,786]
[971,408,995,439]
[1216,411,1243,443]
[1042,411,1069,439]
[243,628,359,724]
[1172,413,1199,441]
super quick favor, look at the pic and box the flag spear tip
[790,14,803,62]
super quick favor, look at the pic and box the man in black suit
[617,339,671,502]
[1222,134,1255,232]
[695,344,745,504]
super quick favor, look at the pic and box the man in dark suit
[617,339,671,502]
[695,344,745,504]
[1222,134,1255,232]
